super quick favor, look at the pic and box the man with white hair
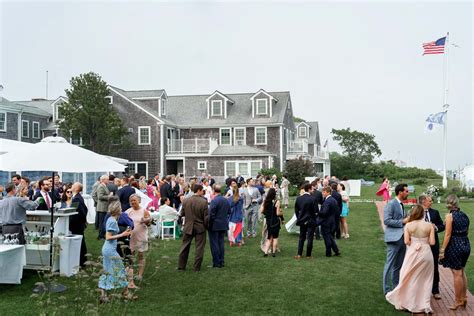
[96,174,114,239]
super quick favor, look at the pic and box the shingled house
[1,87,330,181]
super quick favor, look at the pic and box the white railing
[168,138,217,154]
[287,140,308,153]
[314,145,330,159]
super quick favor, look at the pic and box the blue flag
[425,111,446,133]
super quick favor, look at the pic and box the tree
[293,116,306,123]
[284,157,315,187]
[59,72,128,154]
[331,128,381,176]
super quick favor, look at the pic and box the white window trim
[32,121,40,139]
[161,98,166,116]
[224,160,262,178]
[0,111,7,132]
[254,126,267,145]
[255,99,268,115]
[197,161,207,170]
[138,126,151,145]
[298,126,307,138]
[234,127,246,146]
[105,96,113,105]
[219,127,232,146]
[21,120,29,138]
[127,161,149,178]
[211,100,223,116]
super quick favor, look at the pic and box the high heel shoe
[461,297,467,307]
[449,301,465,310]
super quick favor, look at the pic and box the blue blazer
[319,195,338,229]
[384,199,405,242]
[209,195,231,231]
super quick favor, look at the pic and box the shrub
[413,178,427,185]
[259,168,282,181]
[284,157,315,187]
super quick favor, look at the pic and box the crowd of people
[383,183,471,313]
[1,172,471,311]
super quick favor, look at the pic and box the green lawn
[1,182,472,315]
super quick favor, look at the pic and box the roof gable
[250,89,279,102]
[205,90,235,104]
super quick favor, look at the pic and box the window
[138,126,151,145]
[234,127,246,146]
[70,130,82,145]
[255,127,267,145]
[0,112,6,131]
[197,161,207,170]
[211,100,222,116]
[105,96,113,104]
[126,162,148,178]
[298,126,307,138]
[256,99,268,115]
[161,98,166,116]
[22,120,29,138]
[32,121,40,139]
[225,160,262,178]
[56,103,65,121]
[220,128,231,145]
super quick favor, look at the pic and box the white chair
[159,214,177,240]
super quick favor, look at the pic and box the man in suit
[242,178,262,238]
[294,183,318,259]
[311,180,324,239]
[319,186,340,257]
[160,175,174,206]
[235,173,244,187]
[70,182,88,267]
[117,176,135,211]
[419,194,445,299]
[383,183,409,295]
[152,174,161,187]
[208,174,216,188]
[96,175,114,239]
[178,184,209,272]
[106,175,118,195]
[33,179,54,210]
[208,185,231,268]
[330,182,343,239]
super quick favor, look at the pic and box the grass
[1,181,472,315]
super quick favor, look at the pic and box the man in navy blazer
[294,183,318,259]
[419,194,445,299]
[330,183,343,239]
[383,183,409,295]
[319,186,340,257]
[71,182,88,267]
[117,177,135,211]
[33,179,54,210]
[208,185,230,268]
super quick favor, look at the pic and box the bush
[284,157,315,187]
[413,178,427,185]
[259,168,282,181]
[289,185,299,197]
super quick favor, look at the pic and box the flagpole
[441,32,450,189]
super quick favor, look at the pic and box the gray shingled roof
[166,91,290,127]
[211,145,275,156]
[123,90,165,99]
[1,98,52,117]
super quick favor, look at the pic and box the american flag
[423,37,446,55]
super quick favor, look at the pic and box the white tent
[0,138,33,155]
[460,165,474,191]
[0,136,125,172]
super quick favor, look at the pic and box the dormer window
[211,100,223,116]
[105,96,113,104]
[298,126,307,138]
[161,98,166,116]
[256,99,268,115]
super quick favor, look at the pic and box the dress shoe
[294,255,302,260]
[306,256,314,260]
[432,293,441,300]
[334,252,341,257]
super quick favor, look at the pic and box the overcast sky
[1,1,472,171]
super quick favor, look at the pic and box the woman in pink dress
[385,204,435,314]
[126,194,151,283]
[376,177,391,202]
[146,178,159,211]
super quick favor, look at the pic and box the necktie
[425,211,430,222]
[45,192,52,208]
[400,202,405,217]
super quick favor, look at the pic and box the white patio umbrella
[0,136,126,172]
[0,136,126,274]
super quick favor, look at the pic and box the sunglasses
[66,191,72,194]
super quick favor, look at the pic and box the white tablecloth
[149,211,161,238]
[0,245,26,284]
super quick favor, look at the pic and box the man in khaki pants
[178,184,209,272]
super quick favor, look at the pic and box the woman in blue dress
[98,201,132,302]
[439,194,471,311]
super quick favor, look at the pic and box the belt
[2,223,23,226]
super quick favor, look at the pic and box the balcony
[167,138,218,154]
[287,140,329,160]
